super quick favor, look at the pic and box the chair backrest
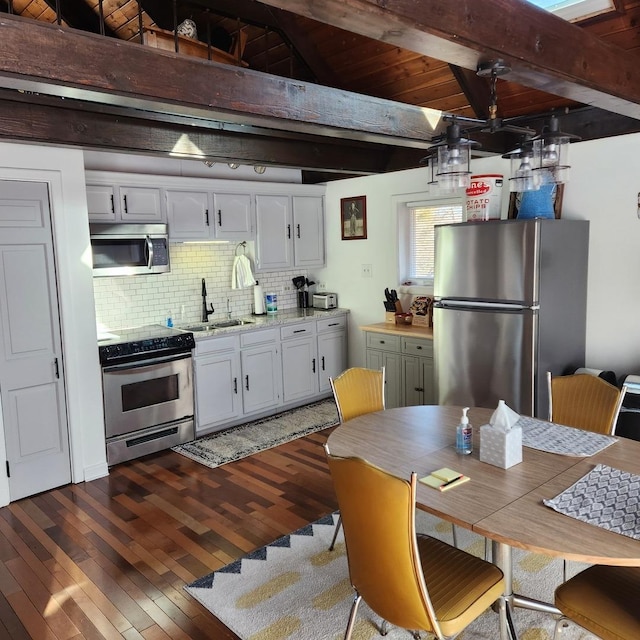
[324,448,439,634]
[329,367,385,423]
[547,371,627,435]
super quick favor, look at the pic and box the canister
[265,293,278,314]
[465,174,503,221]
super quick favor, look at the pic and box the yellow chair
[547,371,627,435]
[553,565,640,639]
[327,366,385,551]
[329,366,385,423]
[324,447,508,640]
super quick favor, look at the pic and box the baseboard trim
[82,461,109,482]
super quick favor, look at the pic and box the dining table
[326,405,640,640]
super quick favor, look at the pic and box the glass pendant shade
[432,121,478,191]
[503,143,540,192]
[531,115,578,185]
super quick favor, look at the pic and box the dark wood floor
[0,426,338,639]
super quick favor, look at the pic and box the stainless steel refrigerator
[433,218,589,418]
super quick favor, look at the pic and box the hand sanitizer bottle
[456,407,473,455]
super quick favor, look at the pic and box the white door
[241,344,281,414]
[0,180,70,501]
[281,337,318,402]
[255,195,292,270]
[292,195,325,268]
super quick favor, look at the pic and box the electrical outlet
[317,283,326,290]
[361,264,373,278]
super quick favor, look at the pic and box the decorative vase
[517,183,556,219]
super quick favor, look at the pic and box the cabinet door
[86,184,116,221]
[402,355,423,406]
[281,337,318,403]
[213,193,252,240]
[119,186,163,222]
[255,194,292,270]
[422,356,435,404]
[241,344,281,414]
[293,196,325,268]
[166,190,210,241]
[317,331,346,393]
[194,351,241,433]
[366,350,401,409]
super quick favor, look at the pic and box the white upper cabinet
[167,190,253,241]
[213,193,252,239]
[255,193,325,271]
[86,183,163,223]
[166,190,210,240]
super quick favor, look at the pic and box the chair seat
[555,565,640,640]
[418,535,504,637]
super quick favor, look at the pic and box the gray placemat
[518,416,617,456]
[543,463,640,541]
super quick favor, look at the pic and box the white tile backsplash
[94,243,308,331]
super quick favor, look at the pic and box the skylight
[527,0,616,21]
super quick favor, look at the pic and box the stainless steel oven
[99,325,195,465]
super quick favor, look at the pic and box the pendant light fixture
[531,114,581,185]
[424,59,579,192]
[422,117,480,191]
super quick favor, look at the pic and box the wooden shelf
[142,26,247,67]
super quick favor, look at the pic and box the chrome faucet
[227,298,232,320]
[201,278,214,322]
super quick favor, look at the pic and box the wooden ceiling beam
[0,13,442,145]
[254,0,640,120]
[0,92,428,174]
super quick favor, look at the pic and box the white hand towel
[231,254,255,289]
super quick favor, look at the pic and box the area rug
[173,398,339,469]
[186,512,595,640]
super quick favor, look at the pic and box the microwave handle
[145,235,153,270]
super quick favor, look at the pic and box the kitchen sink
[180,319,254,332]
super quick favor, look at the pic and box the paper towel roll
[253,284,265,315]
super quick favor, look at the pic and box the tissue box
[479,423,523,469]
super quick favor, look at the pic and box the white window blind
[409,203,463,279]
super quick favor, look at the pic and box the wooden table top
[327,405,640,566]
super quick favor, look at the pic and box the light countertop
[360,322,433,340]
[179,308,349,339]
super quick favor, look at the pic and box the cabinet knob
[218,209,222,226]
[205,209,210,226]
[245,375,250,391]
[233,377,238,394]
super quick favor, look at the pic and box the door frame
[0,143,109,506]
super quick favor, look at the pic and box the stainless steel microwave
[89,223,170,277]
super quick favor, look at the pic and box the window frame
[395,192,464,288]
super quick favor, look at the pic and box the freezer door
[434,220,539,305]
[434,304,536,415]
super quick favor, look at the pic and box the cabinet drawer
[240,328,278,347]
[317,315,346,333]
[366,332,400,352]
[195,335,239,356]
[280,322,315,340]
[401,338,433,357]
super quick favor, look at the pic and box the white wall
[320,135,640,379]
[0,143,108,506]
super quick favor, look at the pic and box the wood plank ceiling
[1,0,640,180]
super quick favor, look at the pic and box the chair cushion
[418,535,505,637]
[555,565,640,640]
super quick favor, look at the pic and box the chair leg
[452,523,458,548]
[329,515,342,551]
[344,592,362,640]
[553,617,570,639]
[380,619,389,636]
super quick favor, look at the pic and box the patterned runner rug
[185,512,595,640]
[172,398,339,469]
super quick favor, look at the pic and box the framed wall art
[340,195,367,240]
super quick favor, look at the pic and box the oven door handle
[102,352,191,372]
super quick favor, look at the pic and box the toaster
[313,292,338,309]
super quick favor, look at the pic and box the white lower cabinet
[317,316,348,392]
[193,313,348,435]
[194,336,242,434]
[281,322,318,403]
[240,337,281,414]
[364,330,433,408]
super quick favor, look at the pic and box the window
[526,0,616,22]
[397,195,463,285]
